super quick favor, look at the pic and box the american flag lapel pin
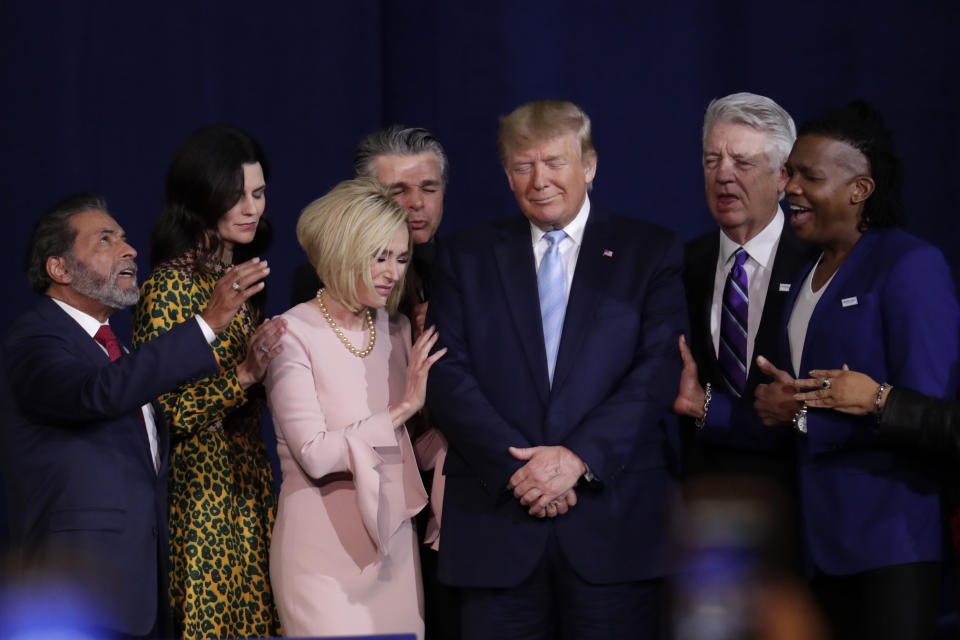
[602,249,614,258]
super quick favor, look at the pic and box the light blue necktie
[538,230,568,384]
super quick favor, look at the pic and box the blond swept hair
[498,99,597,166]
[296,177,410,314]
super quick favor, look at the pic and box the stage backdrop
[2,0,959,539]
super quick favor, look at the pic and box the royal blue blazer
[781,228,960,575]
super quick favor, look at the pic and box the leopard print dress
[132,250,281,639]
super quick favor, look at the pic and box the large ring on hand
[259,344,269,354]
[821,378,831,390]
[232,281,241,292]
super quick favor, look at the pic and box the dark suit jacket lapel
[493,217,551,403]
[551,210,607,392]
[38,296,114,365]
[686,233,722,386]
[40,297,160,474]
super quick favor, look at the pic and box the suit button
[152,526,159,537]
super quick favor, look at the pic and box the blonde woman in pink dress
[265,178,445,639]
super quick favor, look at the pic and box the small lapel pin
[602,249,614,257]
[779,283,791,292]
[841,296,858,308]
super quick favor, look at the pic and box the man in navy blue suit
[427,100,687,639]
[0,194,277,638]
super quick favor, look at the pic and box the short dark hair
[353,125,449,186]
[798,100,904,230]
[151,124,272,268]
[25,193,108,294]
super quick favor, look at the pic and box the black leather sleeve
[880,386,960,458]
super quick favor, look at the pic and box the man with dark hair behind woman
[754,100,960,639]
[132,125,286,638]
[291,123,447,320]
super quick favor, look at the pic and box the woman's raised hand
[390,326,446,428]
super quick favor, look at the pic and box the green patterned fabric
[132,250,281,639]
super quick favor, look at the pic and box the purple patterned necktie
[718,248,749,396]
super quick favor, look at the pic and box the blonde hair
[498,99,597,167]
[296,177,410,314]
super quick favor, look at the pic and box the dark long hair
[151,124,272,272]
[797,100,905,230]
[152,125,271,435]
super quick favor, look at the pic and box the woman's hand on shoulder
[237,316,288,389]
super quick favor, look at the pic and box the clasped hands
[506,445,586,519]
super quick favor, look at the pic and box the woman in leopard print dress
[132,125,284,639]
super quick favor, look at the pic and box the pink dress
[265,302,427,639]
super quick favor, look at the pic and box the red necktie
[95,324,159,471]
[94,325,123,361]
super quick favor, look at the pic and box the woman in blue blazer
[754,101,960,639]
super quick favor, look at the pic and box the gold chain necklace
[315,288,376,358]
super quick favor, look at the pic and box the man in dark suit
[673,94,814,534]
[0,194,276,638]
[426,100,686,639]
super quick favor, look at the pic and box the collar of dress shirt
[51,296,112,337]
[718,205,784,268]
[529,193,591,249]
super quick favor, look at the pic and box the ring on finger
[232,281,241,292]
[259,344,269,354]
[821,378,831,390]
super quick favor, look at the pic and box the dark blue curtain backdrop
[2,0,959,547]
[4,0,960,334]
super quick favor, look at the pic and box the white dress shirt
[52,298,216,473]
[710,206,785,370]
[530,194,591,302]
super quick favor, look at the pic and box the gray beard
[66,255,140,309]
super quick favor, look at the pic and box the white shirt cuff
[195,316,216,344]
